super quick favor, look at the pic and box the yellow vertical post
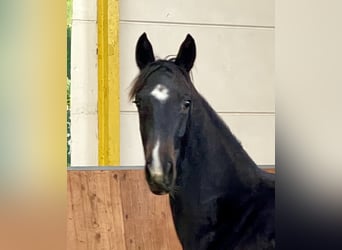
[98,0,120,165]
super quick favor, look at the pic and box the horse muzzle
[145,160,175,195]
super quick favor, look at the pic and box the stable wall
[119,0,275,167]
[67,168,275,249]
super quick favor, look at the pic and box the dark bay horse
[130,33,275,250]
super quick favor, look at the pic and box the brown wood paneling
[67,171,126,250]
[67,170,181,250]
[67,168,275,249]
[118,170,181,250]
[263,168,275,174]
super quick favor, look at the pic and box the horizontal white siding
[120,1,274,166]
[120,0,274,27]
[121,113,274,165]
[120,23,274,113]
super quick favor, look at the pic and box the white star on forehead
[150,84,169,103]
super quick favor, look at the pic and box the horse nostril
[166,161,173,175]
[145,162,152,177]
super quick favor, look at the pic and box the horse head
[130,33,196,195]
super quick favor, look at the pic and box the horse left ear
[175,34,196,72]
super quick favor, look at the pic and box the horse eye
[183,100,191,108]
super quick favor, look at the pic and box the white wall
[70,0,98,166]
[120,1,275,166]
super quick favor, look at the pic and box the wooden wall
[67,168,275,250]
[67,170,182,250]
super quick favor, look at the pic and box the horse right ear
[135,33,155,70]
[175,34,196,72]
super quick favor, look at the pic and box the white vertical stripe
[151,139,163,176]
[73,0,97,21]
[70,0,98,166]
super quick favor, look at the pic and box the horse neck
[181,96,261,191]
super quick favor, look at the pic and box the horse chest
[170,191,221,249]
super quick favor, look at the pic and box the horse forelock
[129,59,195,100]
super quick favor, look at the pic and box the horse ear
[135,33,155,70]
[175,34,196,72]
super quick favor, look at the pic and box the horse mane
[196,96,248,157]
[129,58,195,100]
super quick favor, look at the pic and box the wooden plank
[119,170,182,250]
[67,173,78,250]
[67,171,126,250]
[67,170,181,250]
[67,169,274,249]
[263,168,275,174]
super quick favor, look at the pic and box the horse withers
[130,33,275,250]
